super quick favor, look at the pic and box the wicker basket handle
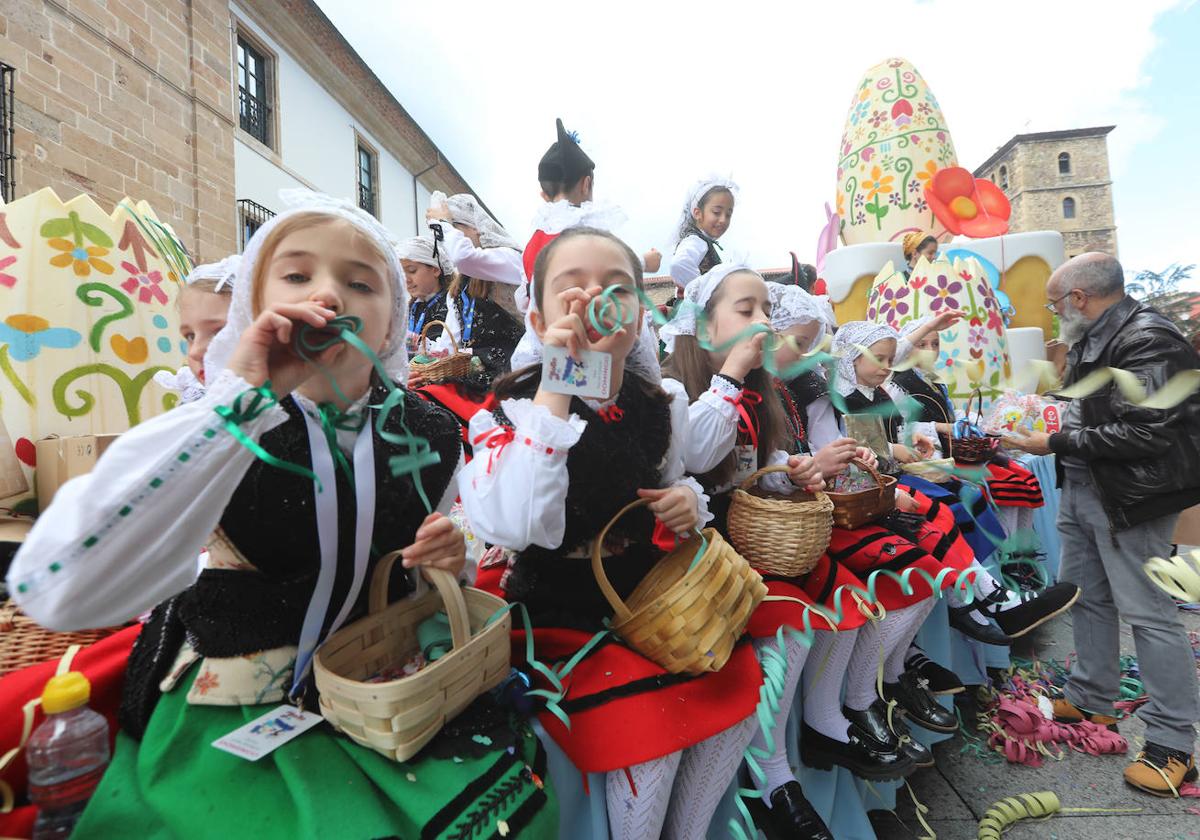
[739,464,830,505]
[368,552,471,650]
[591,498,692,625]
[848,456,887,503]
[417,319,460,357]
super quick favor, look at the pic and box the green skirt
[74,666,558,839]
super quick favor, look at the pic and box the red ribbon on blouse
[723,388,762,449]
[473,425,515,475]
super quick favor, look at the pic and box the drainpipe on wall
[412,154,441,234]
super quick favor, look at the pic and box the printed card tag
[733,444,757,486]
[212,705,324,761]
[541,346,612,400]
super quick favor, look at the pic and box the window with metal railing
[237,36,272,148]
[237,198,276,249]
[1,62,15,201]
[357,143,377,217]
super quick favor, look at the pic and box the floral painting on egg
[867,255,1012,410]
[0,188,191,505]
[837,58,959,247]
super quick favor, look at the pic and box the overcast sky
[318,0,1200,291]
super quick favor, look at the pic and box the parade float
[822,57,1066,408]
[0,188,190,510]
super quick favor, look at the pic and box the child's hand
[855,446,878,470]
[787,454,824,491]
[541,286,599,358]
[426,203,451,223]
[891,443,917,464]
[813,437,858,479]
[407,369,426,389]
[912,433,936,459]
[638,486,699,536]
[400,513,466,577]
[930,309,964,332]
[895,487,920,513]
[643,249,662,274]
[719,331,766,382]
[226,301,342,396]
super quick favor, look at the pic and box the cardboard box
[35,434,120,511]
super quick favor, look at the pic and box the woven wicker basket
[409,320,473,384]
[728,465,833,577]
[0,602,122,676]
[950,389,1000,464]
[314,556,511,762]
[826,458,897,530]
[592,499,766,675]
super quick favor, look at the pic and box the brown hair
[249,211,392,315]
[493,226,649,400]
[661,271,789,488]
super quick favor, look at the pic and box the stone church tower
[974,126,1117,259]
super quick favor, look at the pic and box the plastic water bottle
[27,672,111,839]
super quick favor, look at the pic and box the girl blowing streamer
[7,190,558,839]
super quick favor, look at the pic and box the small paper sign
[541,346,612,400]
[212,705,324,761]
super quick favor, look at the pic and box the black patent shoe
[904,646,964,695]
[843,701,901,750]
[748,781,835,840]
[948,592,1014,646]
[801,721,915,781]
[891,713,935,768]
[884,670,959,733]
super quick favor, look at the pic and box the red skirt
[746,556,869,638]
[984,459,1044,508]
[476,555,761,774]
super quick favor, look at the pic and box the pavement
[868,602,1200,840]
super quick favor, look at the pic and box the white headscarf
[396,235,455,277]
[830,321,898,398]
[186,254,240,292]
[443,194,520,251]
[658,262,757,354]
[671,174,739,247]
[204,189,409,385]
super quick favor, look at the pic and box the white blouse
[7,371,459,632]
[669,234,711,289]
[432,222,524,288]
[459,378,710,552]
[668,374,796,496]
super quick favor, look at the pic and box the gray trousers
[1057,475,1199,753]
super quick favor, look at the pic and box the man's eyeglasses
[1045,290,1085,313]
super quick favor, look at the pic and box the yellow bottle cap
[41,672,91,715]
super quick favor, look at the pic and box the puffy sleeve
[458,399,586,551]
[7,371,289,631]
[674,374,742,474]
[805,395,841,452]
[758,449,799,495]
[669,235,708,289]
[659,379,713,529]
[434,223,524,287]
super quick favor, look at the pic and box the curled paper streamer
[976,791,1140,839]
[1145,549,1200,603]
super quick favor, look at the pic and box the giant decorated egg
[0,188,189,505]
[866,255,1011,411]
[837,58,958,247]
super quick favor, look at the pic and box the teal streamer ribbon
[213,380,322,490]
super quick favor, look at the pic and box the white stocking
[749,635,811,804]
[802,628,858,742]
[884,598,936,682]
[844,601,934,710]
[662,714,758,840]
[606,751,681,840]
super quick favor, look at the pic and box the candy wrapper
[983,389,1063,435]
[830,464,881,494]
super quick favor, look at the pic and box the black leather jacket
[1049,295,1200,531]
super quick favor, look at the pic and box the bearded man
[1005,252,1200,796]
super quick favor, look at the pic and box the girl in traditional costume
[153,254,240,404]
[8,191,558,839]
[668,175,738,293]
[461,227,759,840]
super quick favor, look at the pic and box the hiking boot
[1052,697,1119,732]
[905,646,964,696]
[1124,742,1197,797]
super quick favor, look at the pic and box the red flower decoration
[924,167,1011,237]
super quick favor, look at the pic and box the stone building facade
[0,0,482,265]
[974,126,1117,259]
